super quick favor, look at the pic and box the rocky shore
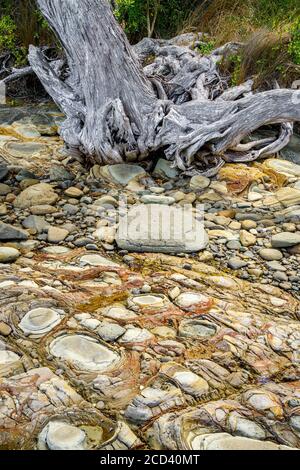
[0,104,300,450]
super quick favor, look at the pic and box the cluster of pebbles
[0,105,300,450]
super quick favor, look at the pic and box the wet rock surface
[0,104,300,450]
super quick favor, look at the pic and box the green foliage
[220,25,299,89]
[0,15,17,52]
[0,1,53,62]
[197,40,215,56]
[156,0,195,39]
[0,0,299,82]
[254,0,299,29]
[289,18,300,65]
[191,0,300,46]
[225,54,242,87]
[0,14,27,65]
[115,0,146,37]
[231,55,242,87]
[115,0,196,41]
[187,0,300,86]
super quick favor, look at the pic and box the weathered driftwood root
[1,65,34,85]
[0,51,35,96]
[0,48,64,100]
[29,0,300,174]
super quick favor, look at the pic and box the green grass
[185,0,300,87]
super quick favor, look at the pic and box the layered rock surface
[0,105,300,450]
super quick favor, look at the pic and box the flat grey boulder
[116,204,208,253]
[22,215,50,233]
[259,248,283,261]
[0,222,28,241]
[271,232,300,248]
[49,165,74,182]
[153,159,179,179]
[101,164,146,186]
[228,257,248,270]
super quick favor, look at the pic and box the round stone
[179,320,217,338]
[19,308,62,336]
[190,175,210,191]
[161,363,209,397]
[119,328,154,344]
[64,187,83,198]
[259,248,283,261]
[227,240,241,250]
[271,232,300,248]
[175,293,209,309]
[273,271,288,282]
[14,183,58,209]
[49,335,120,371]
[0,247,20,263]
[97,322,126,342]
[130,295,166,308]
[6,141,46,158]
[107,164,145,185]
[0,321,12,336]
[103,305,138,321]
[31,205,57,215]
[240,230,256,247]
[228,415,266,440]
[228,257,248,270]
[39,421,87,450]
[0,183,11,196]
[141,284,152,294]
[241,220,257,230]
[94,195,119,208]
[47,227,69,243]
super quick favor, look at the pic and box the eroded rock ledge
[1,105,300,450]
[0,249,300,450]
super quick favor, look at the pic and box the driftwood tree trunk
[29,0,300,174]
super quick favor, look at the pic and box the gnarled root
[29,0,300,174]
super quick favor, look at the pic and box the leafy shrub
[0,15,17,53]
[0,1,54,57]
[289,18,300,65]
[115,0,146,38]
[197,40,215,56]
[115,0,197,41]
